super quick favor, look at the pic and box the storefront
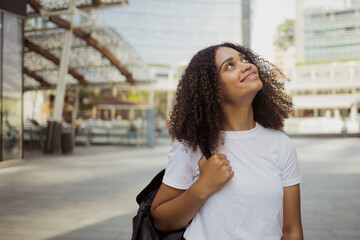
[0,1,26,166]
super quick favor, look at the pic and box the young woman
[151,42,303,240]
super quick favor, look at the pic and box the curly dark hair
[169,42,293,153]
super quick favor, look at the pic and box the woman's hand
[151,153,234,232]
[194,154,234,198]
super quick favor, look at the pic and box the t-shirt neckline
[224,122,259,139]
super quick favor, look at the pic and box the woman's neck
[222,104,256,131]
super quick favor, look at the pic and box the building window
[334,10,355,16]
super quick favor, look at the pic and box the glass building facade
[104,0,243,66]
[0,7,24,162]
[301,0,360,62]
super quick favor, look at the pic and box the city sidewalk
[0,143,171,240]
[0,137,360,240]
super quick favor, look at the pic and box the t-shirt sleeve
[280,134,302,187]
[163,140,200,190]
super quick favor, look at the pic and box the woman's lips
[241,73,257,83]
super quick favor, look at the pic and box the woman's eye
[241,57,249,63]
[225,63,234,70]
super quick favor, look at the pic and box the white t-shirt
[163,123,302,240]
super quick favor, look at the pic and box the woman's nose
[240,62,251,72]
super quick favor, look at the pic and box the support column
[147,90,156,147]
[129,108,135,120]
[146,109,156,148]
[293,109,298,118]
[350,66,356,93]
[94,87,100,95]
[112,87,118,97]
[72,88,80,123]
[91,106,97,120]
[314,108,318,117]
[71,88,79,147]
[111,107,116,120]
[53,0,75,122]
[350,66,355,81]
[149,90,155,108]
[166,91,174,121]
[241,0,251,48]
[330,69,335,81]
[310,69,316,82]
[350,104,357,121]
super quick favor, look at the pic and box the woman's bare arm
[282,184,303,240]
[151,154,234,231]
[150,181,208,231]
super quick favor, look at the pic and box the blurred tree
[274,19,295,51]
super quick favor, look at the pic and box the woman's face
[215,47,263,105]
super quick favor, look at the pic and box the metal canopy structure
[26,0,129,14]
[24,0,153,91]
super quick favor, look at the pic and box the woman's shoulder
[256,123,293,145]
[169,139,202,162]
[164,140,202,189]
[170,139,190,155]
[257,123,287,137]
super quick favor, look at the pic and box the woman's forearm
[151,180,210,231]
[281,231,303,240]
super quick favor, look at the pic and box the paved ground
[0,137,359,240]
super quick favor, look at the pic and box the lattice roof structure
[24,0,153,91]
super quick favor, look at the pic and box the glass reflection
[2,13,23,161]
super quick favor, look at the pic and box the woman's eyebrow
[219,57,233,71]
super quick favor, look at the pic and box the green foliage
[274,19,295,51]
[127,92,144,101]
[79,91,102,100]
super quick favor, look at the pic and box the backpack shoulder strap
[136,169,165,205]
[203,147,212,160]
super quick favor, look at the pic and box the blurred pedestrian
[75,117,85,135]
[151,42,303,239]
[5,120,19,149]
[341,118,348,137]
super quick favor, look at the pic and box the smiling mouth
[241,73,256,82]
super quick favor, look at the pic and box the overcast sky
[251,0,295,61]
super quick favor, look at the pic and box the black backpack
[131,149,211,240]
